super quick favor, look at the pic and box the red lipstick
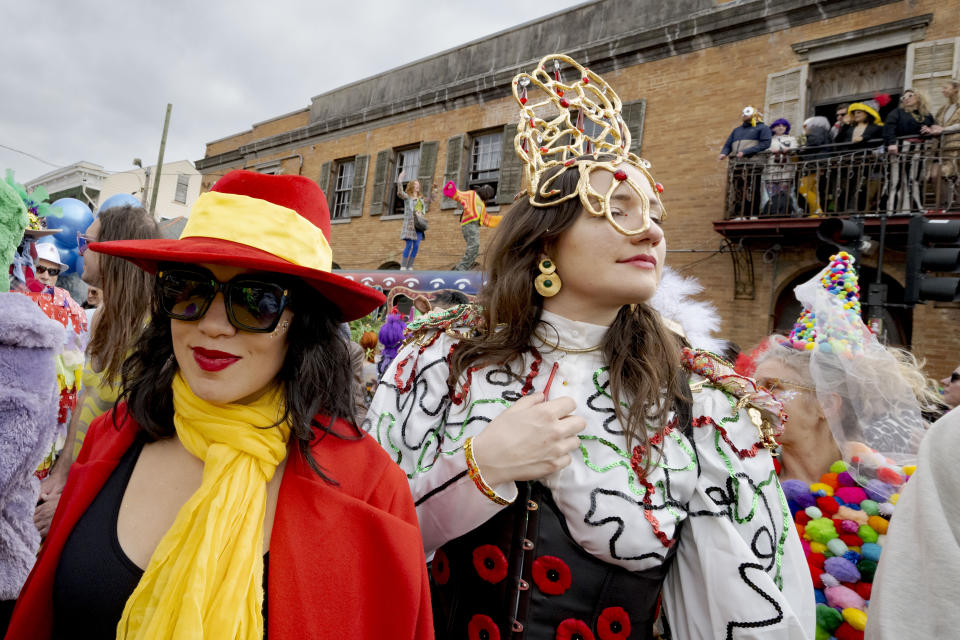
[617,254,657,269]
[192,347,241,372]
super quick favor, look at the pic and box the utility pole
[149,103,172,216]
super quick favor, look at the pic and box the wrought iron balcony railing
[724,135,960,221]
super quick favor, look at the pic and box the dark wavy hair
[449,157,687,471]
[116,268,359,483]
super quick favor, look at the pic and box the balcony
[715,136,960,242]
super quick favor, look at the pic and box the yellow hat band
[181,192,333,272]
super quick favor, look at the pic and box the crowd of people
[721,80,960,218]
[1,54,958,640]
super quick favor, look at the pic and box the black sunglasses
[35,265,61,276]
[951,372,960,383]
[157,269,292,333]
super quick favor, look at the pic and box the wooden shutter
[441,134,467,210]
[497,123,522,205]
[620,99,647,155]
[906,38,960,116]
[369,149,391,216]
[764,66,808,131]
[318,161,332,198]
[348,155,368,218]
[417,141,439,200]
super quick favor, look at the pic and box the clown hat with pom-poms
[787,252,863,355]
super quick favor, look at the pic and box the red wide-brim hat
[89,170,384,321]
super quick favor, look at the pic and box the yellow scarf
[117,373,291,639]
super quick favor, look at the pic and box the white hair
[803,116,831,132]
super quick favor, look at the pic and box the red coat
[5,405,434,640]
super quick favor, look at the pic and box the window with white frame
[174,174,190,204]
[467,131,502,196]
[389,147,421,216]
[332,160,355,220]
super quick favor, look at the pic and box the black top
[836,122,884,149]
[52,439,269,638]
[883,108,936,145]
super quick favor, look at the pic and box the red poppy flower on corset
[431,548,450,585]
[597,607,631,640]
[555,618,595,640]
[472,544,508,584]
[468,614,501,640]
[532,555,572,596]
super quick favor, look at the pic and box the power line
[0,143,63,169]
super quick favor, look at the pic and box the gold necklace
[533,331,603,353]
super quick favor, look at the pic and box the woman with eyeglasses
[6,170,433,640]
[743,252,940,638]
[35,205,160,539]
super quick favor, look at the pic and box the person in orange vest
[446,182,496,270]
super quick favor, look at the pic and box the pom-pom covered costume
[762,251,928,638]
[366,307,813,637]
[866,407,960,639]
[781,458,909,639]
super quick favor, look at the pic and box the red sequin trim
[630,445,676,549]
[692,416,763,459]
[520,346,543,396]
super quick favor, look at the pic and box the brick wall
[198,0,960,377]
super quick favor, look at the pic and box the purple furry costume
[0,292,63,600]
[377,312,407,378]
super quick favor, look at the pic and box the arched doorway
[378,260,401,270]
[772,266,910,347]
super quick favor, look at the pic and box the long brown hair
[448,160,687,466]
[87,205,160,383]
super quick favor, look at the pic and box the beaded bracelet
[464,436,512,506]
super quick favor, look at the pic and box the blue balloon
[49,198,94,249]
[61,248,81,274]
[98,193,141,213]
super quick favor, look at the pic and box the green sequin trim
[377,397,510,478]
[709,394,788,590]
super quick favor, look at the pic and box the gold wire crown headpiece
[511,54,665,235]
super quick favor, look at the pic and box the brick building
[196,0,960,374]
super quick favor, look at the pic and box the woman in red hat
[5,170,433,640]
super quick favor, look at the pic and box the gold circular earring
[534,257,561,297]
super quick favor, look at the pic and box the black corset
[430,481,679,640]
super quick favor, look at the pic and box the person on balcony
[718,105,771,160]
[836,103,884,211]
[761,118,801,216]
[797,116,832,216]
[830,103,851,141]
[884,89,935,212]
[837,103,883,148]
[720,106,771,218]
[927,79,960,208]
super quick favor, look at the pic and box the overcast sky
[2,0,587,183]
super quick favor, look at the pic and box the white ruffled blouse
[366,310,814,638]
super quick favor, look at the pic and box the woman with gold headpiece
[367,55,814,639]
[6,171,433,639]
